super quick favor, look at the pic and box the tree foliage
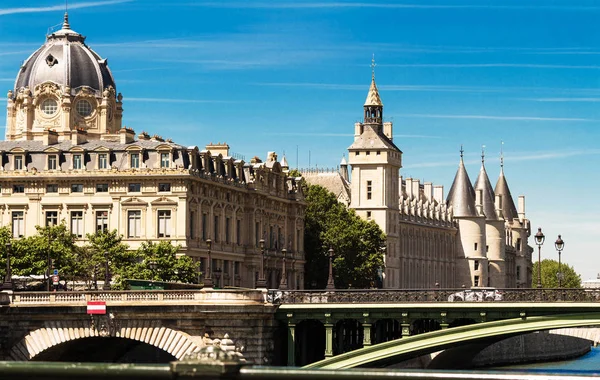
[532,259,581,288]
[303,184,385,289]
[83,229,131,289]
[111,241,199,289]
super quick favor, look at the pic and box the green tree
[84,229,131,289]
[532,259,581,288]
[11,223,77,285]
[304,184,385,289]
[0,226,13,280]
[113,241,198,288]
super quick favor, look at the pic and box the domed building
[2,14,306,289]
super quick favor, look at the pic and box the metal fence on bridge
[269,288,600,304]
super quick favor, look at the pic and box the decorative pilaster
[324,313,333,358]
[362,313,372,347]
[401,312,411,337]
[286,313,296,366]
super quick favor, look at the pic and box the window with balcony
[71,184,83,193]
[13,184,24,194]
[128,183,141,192]
[96,183,109,193]
[158,183,171,192]
[46,184,58,193]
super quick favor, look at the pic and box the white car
[447,288,503,302]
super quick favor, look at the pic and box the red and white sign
[52,275,59,285]
[87,301,106,315]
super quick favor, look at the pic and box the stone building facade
[2,14,306,289]
[304,68,532,289]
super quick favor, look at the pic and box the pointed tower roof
[494,166,518,222]
[280,155,289,169]
[474,148,497,220]
[364,75,383,106]
[340,155,347,166]
[446,148,477,217]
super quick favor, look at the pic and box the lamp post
[534,227,545,288]
[555,235,565,288]
[204,239,213,288]
[2,243,13,291]
[47,236,52,292]
[102,251,110,291]
[279,248,288,290]
[256,239,267,288]
[326,247,335,290]
[214,267,222,289]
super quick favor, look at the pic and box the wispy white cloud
[398,114,594,122]
[383,63,600,69]
[0,50,31,57]
[268,132,442,139]
[0,78,14,82]
[254,82,502,93]
[186,2,600,11]
[405,149,600,169]
[522,97,600,102]
[0,0,134,16]
[126,97,235,104]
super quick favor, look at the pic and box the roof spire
[481,145,486,164]
[460,145,464,160]
[371,54,376,81]
[62,11,70,30]
[500,140,504,170]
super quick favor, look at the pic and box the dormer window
[130,153,140,169]
[48,155,57,170]
[160,153,170,168]
[73,154,82,170]
[14,155,23,170]
[98,153,108,169]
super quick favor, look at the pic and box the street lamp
[256,239,267,288]
[204,239,213,288]
[102,251,111,291]
[555,235,565,288]
[326,247,335,290]
[214,267,222,289]
[534,227,545,288]
[279,248,288,290]
[2,243,12,291]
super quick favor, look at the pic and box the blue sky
[1,0,599,282]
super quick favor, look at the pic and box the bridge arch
[305,313,600,369]
[9,319,203,361]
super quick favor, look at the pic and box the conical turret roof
[280,155,289,169]
[446,153,477,217]
[364,75,383,106]
[474,159,497,220]
[494,167,518,221]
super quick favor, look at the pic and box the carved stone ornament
[45,54,58,67]
[90,313,118,337]
[103,86,116,100]
[75,86,97,100]
[33,83,61,103]
[7,90,13,100]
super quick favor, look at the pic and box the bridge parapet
[272,288,600,304]
[10,289,267,306]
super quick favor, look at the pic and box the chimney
[71,128,88,145]
[206,142,230,157]
[433,185,444,204]
[406,178,413,199]
[43,129,59,146]
[120,128,135,144]
[383,122,393,141]
[412,179,420,201]
[518,195,526,222]
[138,131,150,141]
[424,182,433,202]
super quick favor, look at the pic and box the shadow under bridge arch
[9,319,203,362]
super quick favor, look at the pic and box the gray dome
[14,14,115,96]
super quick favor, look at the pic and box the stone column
[362,313,372,347]
[287,314,296,366]
[324,313,333,358]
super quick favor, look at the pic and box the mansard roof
[474,161,497,220]
[446,156,477,217]
[0,139,185,153]
[494,168,518,221]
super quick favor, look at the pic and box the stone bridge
[0,289,276,363]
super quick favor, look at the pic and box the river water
[491,346,600,373]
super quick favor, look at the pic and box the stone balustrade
[9,289,267,306]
